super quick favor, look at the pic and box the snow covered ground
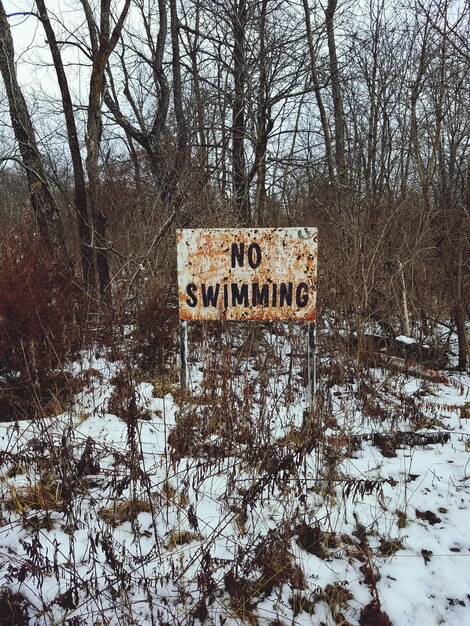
[0,326,469,625]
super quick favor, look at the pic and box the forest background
[0,0,468,379]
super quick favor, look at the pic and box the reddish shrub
[132,282,178,374]
[359,599,392,626]
[0,229,79,417]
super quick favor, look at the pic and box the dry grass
[166,529,204,549]
[378,537,404,556]
[5,476,62,512]
[98,498,152,526]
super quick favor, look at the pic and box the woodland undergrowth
[0,234,468,625]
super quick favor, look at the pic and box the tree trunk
[170,0,188,166]
[232,0,250,225]
[455,165,470,370]
[189,0,208,177]
[86,66,112,306]
[325,0,346,186]
[0,1,72,275]
[302,0,335,182]
[81,0,131,307]
[103,0,171,210]
[35,0,95,290]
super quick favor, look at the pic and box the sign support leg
[307,321,316,413]
[180,320,188,391]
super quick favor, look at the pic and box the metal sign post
[307,321,317,413]
[180,320,188,391]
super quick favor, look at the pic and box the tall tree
[170,0,188,173]
[231,0,249,224]
[104,0,172,209]
[325,0,346,187]
[0,0,71,273]
[35,0,95,290]
[302,0,335,183]
[81,0,131,305]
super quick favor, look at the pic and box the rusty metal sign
[177,227,318,321]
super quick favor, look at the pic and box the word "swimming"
[185,281,310,309]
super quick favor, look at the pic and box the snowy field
[0,325,469,625]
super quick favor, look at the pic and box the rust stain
[177,227,317,321]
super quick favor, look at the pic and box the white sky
[3,0,90,95]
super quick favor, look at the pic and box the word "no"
[231,242,261,269]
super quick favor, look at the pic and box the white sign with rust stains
[177,227,318,321]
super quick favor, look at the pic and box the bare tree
[0,1,71,273]
[81,0,131,305]
[302,0,335,183]
[325,0,346,187]
[35,0,95,290]
[231,0,249,224]
[104,0,172,209]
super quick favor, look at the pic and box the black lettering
[252,283,269,307]
[231,283,249,306]
[248,243,261,268]
[279,282,293,306]
[296,282,309,307]
[231,243,244,268]
[201,284,220,307]
[186,283,198,307]
[223,283,228,309]
[272,283,277,307]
